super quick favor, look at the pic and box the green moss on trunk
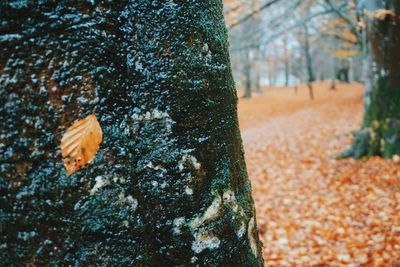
[0,1,263,266]
[341,1,400,159]
[342,76,400,158]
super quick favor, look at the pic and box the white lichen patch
[178,154,201,171]
[90,176,107,195]
[223,190,239,213]
[191,256,198,264]
[189,196,221,230]
[17,231,37,241]
[248,217,258,256]
[189,196,222,253]
[237,221,246,238]
[380,139,386,150]
[372,120,380,129]
[185,186,193,195]
[118,193,138,211]
[368,127,376,141]
[223,190,247,238]
[189,155,201,170]
[122,220,129,227]
[131,109,171,121]
[192,231,221,254]
[130,109,174,134]
[187,191,249,254]
[160,181,168,189]
[167,0,177,8]
[112,176,127,184]
[144,161,167,177]
[173,217,186,235]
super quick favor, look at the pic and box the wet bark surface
[0,1,263,266]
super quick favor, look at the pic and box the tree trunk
[0,1,263,266]
[307,82,314,100]
[352,53,363,82]
[252,48,261,94]
[330,56,337,90]
[337,59,350,83]
[341,0,400,158]
[284,62,290,87]
[243,51,253,98]
[302,23,315,100]
[283,37,290,87]
[330,79,337,91]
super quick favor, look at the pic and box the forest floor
[238,81,400,266]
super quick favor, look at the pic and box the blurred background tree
[224,0,400,158]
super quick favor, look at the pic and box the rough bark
[0,1,263,266]
[341,0,400,158]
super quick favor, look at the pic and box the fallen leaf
[61,114,102,175]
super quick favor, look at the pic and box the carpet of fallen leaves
[238,81,400,266]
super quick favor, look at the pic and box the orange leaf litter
[238,81,400,266]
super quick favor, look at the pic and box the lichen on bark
[0,1,263,266]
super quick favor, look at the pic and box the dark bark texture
[342,0,400,158]
[0,1,263,266]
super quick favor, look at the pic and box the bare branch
[227,0,281,29]
[231,7,335,51]
[324,0,362,42]
[318,32,359,45]
[224,5,240,17]
[229,0,303,43]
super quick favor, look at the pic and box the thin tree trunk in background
[243,50,253,98]
[241,16,262,98]
[352,52,363,82]
[0,1,263,266]
[337,58,350,83]
[330,79,337,90]
[341,0,400,158]
[303,23,315,100]
[253,60,261,93]
[330,40,337,90]
[307,83,314,100]
[283,37,290,87]
[253,47,262,94]
[285,62,290,87]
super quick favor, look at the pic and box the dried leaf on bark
[61,114,102,175]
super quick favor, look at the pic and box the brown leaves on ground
[238,82,400,266]
[61,114,102,175]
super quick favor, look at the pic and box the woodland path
[238,82,400,266]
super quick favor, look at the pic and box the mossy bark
[341,0,400,159]
[0,1,263,266]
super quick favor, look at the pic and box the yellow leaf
[334,50,358,58]
[364,9,395,20]
[61,114,102,175]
